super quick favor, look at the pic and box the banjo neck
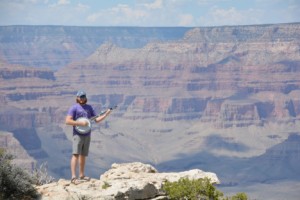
[89,106,117,121]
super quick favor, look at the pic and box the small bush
[163,177,248,200]
[0,148,38,200]
[163,177,223,200]
[31,162,55,186]
[231,192,248,200]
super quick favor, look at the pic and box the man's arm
[65,115,88,126]
[94,109,112,123]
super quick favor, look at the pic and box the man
[65,90,111,184]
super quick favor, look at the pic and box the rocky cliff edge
[36,162,219,200]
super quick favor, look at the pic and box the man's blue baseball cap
[76,90,86,97]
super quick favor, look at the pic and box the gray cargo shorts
[72,134,91,156]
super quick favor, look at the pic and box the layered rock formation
[0,24,300,198]
[0,131,35,171]
[56,23,300,128]
[0,26,189,69]
[36,162,219,200]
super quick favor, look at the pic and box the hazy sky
[0,0,299,27]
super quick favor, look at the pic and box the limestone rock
[36,162,219,200]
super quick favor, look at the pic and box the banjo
[75,106,117,134]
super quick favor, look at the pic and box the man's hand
[78,120,88,126]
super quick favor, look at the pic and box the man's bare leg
[71,154,79,178]
[79,155,86,178]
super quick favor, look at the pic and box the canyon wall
[0,24,300,192]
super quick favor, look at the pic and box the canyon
[0,23,300,199]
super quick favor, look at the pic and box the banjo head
[75,117,92,134]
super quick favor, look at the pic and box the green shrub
[162,177,248,200]
[231,192,248,200]
[163,177,223,200]
[0,148,38,200]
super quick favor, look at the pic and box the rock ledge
[36,162,219,200]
